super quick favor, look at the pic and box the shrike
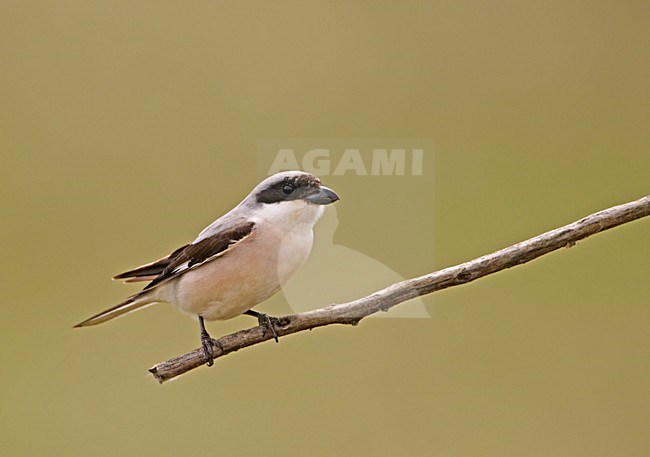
[75,171,340,365]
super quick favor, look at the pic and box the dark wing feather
[112,244,189,281]
[143,220,255,291]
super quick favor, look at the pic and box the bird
[75,171,340,365]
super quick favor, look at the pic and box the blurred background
[1,1,648,456]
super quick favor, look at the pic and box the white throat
[254,201,325,228]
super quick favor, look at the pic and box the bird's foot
[198,315,215,366]
[258,313,280,343]
[201,333,215,367]
[245,310,280,343]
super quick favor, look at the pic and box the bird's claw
[201,333,214,367]
[257,313,279,343]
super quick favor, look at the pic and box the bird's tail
[74,293,157,327]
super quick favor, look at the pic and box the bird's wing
[112,244,190,282]
[142,219,256,291]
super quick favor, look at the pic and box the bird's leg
[244,310,279,343]
[198,315,215,366]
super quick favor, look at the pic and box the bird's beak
[306,186,340,205]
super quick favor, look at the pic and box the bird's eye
[282,184,294,195]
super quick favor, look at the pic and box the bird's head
[249,171,340,225]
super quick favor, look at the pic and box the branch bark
[150,195,650,383]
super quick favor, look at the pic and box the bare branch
[150,195,650,383]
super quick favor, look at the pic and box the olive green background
[1,1,648,456]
